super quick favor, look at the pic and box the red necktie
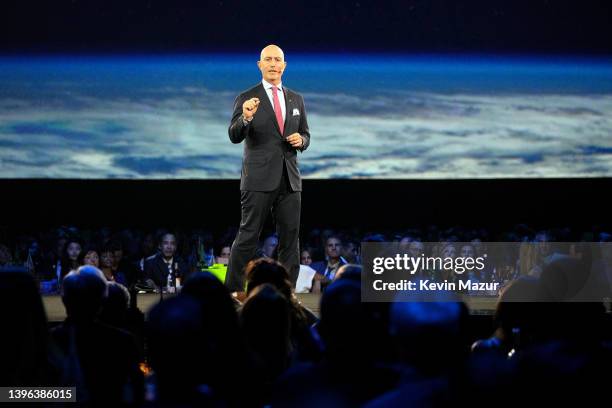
[271,86,284,135]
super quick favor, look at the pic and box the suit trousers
[226,164,301,292]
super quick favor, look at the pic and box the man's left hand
[286,133,303,148]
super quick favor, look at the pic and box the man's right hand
[242,97,260,120]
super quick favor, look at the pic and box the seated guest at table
[51,265,143,405]
[79,247,100,268]
[295,247,317,293]
[109,239,141,289]
[36,235,67,287]
[245,258,320,361]
[100,245,127,286]
[137,232,157,271]
[144,231,190,289]
[241,284,292,403]
[60,237,83,279]
[341,239,360,264]
[300,247,313,267]
[216,244,232,265]
[310,236,348,294]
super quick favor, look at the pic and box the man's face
[257,47,286,84]
[341,242,359,262]
[160,234,177,258]
[326,238,342,259]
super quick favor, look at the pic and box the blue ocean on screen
[1,54,611,178]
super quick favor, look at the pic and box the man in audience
[310,236,348,293]
[108,240,141,289]
[341,239,360,264]
[144,232,190,290]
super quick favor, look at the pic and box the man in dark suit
[226,44,311,293]
[310,236,348,293]
[143,232,190,290]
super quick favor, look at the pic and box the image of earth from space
[1,54,611,179]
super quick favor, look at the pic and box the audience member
[241,284,293,402]
[100,244,127,285]
[51,265,143,405]
[310,236,348,293]
[0,268,60,386]
[60,238,83,279]
[144,232,190,289]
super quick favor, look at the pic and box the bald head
[257,44,287,85]
[260,44,284,61]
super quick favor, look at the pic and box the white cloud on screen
[0,87,611,178]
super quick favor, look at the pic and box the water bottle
[167,271,175,294]
[205,248,215,267]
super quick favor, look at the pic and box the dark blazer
[311,258,348,277]
[143,253,190,288]
[229,82,311,192]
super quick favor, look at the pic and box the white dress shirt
[262,79,286,122]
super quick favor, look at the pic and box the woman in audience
[241,284,292,402]
[245,258,321,360]
[79,247,100,268]
[60,238,82,278]
[99,245,127,285]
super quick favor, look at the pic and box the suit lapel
[283,87,292,137]
[256,83,283,137]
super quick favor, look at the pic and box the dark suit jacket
[311,258,348,277]
[229,82,311,192]
[143,253,190,288]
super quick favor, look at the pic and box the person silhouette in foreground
[149,272,259,407]
[272,279,399,408]
[0,267,61,387]
[51,265,143,406]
